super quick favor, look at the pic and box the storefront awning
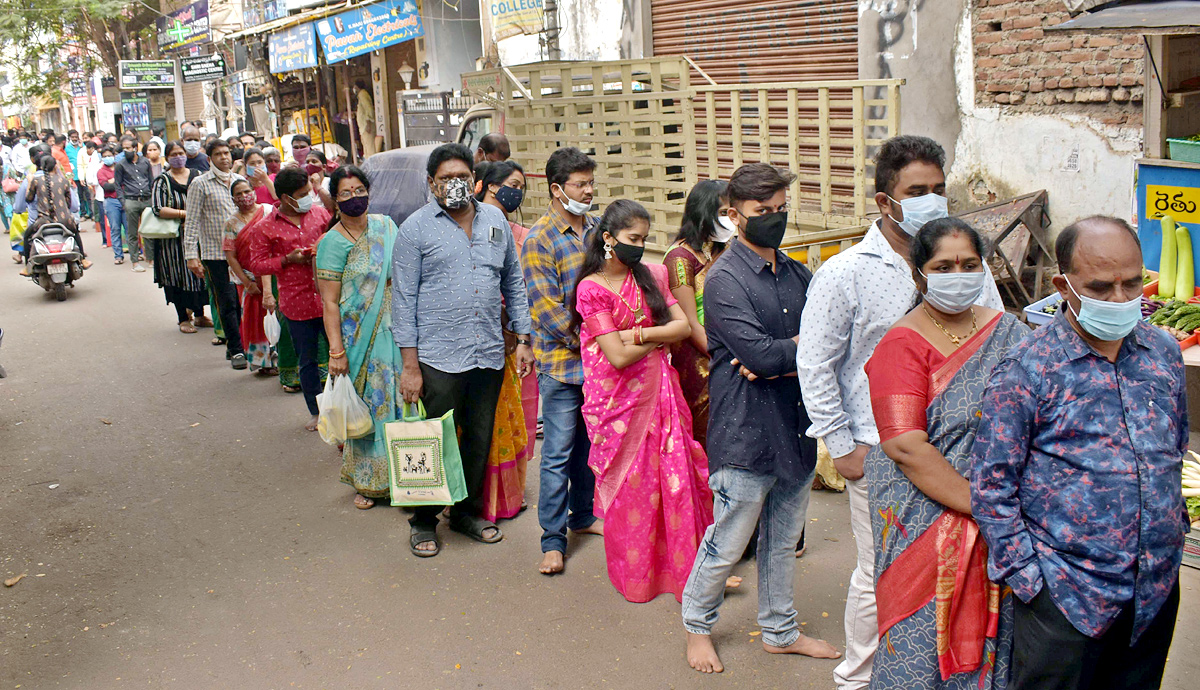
[1048,1,1200,34]
[224,1,348,41]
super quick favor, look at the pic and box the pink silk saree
[577,264,713,603]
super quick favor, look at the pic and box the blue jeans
[104,197,125,259]
[537,374,596,553]
[681,466,815,648]
[283,316,323,416]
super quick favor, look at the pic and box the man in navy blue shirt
[681,163,840,674]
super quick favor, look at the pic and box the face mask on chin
[554,184,591,216]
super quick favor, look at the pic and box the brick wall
[974,0,1144,127]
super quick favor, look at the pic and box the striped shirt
[183,170,243,261]
[390,199,532,374]
[521,204,596,385]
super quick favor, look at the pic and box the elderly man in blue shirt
[391,143,535,559]
[972,215,1188,690]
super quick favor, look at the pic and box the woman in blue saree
[315,165,405,509]
[863,218,1028,689]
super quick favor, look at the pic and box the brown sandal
[193,316,214,328]
[179,321,197,334]
[353,494,375,510]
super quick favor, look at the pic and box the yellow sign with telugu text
[1147,184,1200,225]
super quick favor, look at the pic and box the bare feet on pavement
[572,519,604,536]
[762,634,841,659]
[539,550,564,575]
[686,632,723,673]
[725,575,743,588]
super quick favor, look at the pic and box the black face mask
[742,211,788,249]
[613,240,644,267]
[124,150,136,163]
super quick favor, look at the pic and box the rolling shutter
[181,80,206,121]
[650,0,859,83]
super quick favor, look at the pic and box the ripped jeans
[681,465,814,648]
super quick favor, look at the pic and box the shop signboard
[489,0,544,41]
[181,54,227,83]
[314,0,424,65]
[268,22,318,74]
[156,0,211,52]
[119,60,177,89]
[242,0,281,29]
[71,79,89,108]
[121,91,151,128]
[1137,160,1200,275]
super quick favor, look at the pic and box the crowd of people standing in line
[3,123,1189,689]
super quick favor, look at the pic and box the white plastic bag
[263,311,281,346]
[316,375,374,446]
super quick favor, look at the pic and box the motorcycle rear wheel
[53,283,66,302]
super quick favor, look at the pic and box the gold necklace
[923,305,977,346]
[601,271,645,321]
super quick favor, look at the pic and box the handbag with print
[384,401,467,507]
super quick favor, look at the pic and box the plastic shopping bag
[384,401,468,507]
[263,311,281,346]
[316,375,374,446]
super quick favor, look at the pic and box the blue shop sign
[269,22,319,74]
[315,0,424,64]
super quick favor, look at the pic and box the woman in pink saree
[570,200,713,603]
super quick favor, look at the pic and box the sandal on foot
[282,384,302,394]
[449,515,503,544]
[410,525,440,557]
[179,321,197,334]
[353,494,375,510]
[193,316,214,328]
[114,258,124,265]
[211,337,226,347]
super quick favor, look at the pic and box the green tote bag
[384,401,468,507]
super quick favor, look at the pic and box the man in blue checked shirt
[391,143,534,559]
[972,216,1188,690]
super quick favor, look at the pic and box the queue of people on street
[2,124,1189,689]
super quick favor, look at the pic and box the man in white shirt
[796,135,1005,690]
[76,140,97,221]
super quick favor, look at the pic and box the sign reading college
[118,60,176,89]
[268,23,318,74]
[315,0,424,64]
[489,0,543,41]
[156,0,211,52]
[181,54,227,83]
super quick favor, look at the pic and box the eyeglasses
[335,187,369,201]
[564,180,595,191]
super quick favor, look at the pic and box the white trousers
[833,476,877,689]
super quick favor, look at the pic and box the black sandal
[410,525,440,558]
[211,337,226,347]
[449,515,503,544]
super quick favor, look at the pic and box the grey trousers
[122,197,148,263]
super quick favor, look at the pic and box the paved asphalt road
[2,226,1199,689]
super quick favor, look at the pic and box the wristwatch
[516,338,531,346]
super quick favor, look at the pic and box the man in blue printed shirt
[972,216,1187,690]
[392,143,535,559]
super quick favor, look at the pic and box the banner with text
[268,22,318,73]
[315,0,424,64]
[181,54,227,83]
[489,0,543,40]
[118,60,177,89]
[156,0,211,52]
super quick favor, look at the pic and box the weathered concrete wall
[858,0,963,169]
[421,0,483,92]
[947,6,1141,230]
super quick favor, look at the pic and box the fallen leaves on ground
[4,573,26,587]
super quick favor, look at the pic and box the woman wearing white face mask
[860,217,1028,689]
[662,179,732,451]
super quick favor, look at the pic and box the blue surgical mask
[290,192,313,214]
[101,156,114,166]
[245,166,258,179]
[919,270,987,314]
[888,193,949,236]
[1064,276,1142,342]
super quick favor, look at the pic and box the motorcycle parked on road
[26,222,83,301]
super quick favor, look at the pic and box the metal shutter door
[181,80,206,121]
[650,0,859,82]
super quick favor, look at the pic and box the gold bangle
[329,349,347,359]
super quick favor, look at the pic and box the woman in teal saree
[315,166,405,509]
